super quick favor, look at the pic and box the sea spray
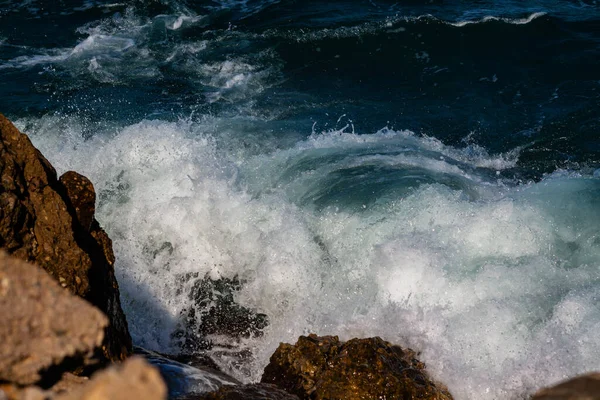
[17,115,600,399]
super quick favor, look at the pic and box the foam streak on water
[18,115,600,400]
[448,11,547,27]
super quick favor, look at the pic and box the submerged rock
[174,275,268,352]
[0,114,131,363]
[261,334,453,400]
[532,372,600,400]
[0,252,107,386]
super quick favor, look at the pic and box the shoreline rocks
[0,113,131,363]
[53,357,167,400]
[0,252,108,386]
[1,357,167,400]
[0,251,166,400]
[261,334,453,400]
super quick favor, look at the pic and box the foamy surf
[448,12,547,27]
[15,114,600,399]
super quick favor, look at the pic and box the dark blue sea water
[1,1,599,398]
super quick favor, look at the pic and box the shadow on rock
[0,114,131,363]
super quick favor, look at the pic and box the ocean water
[1,0,600,398]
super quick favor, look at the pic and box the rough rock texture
[0,252,108,386]
[0,374,89,400]
[262,334,453,400]
[54,357,166,400]
[191,383,300,400]
[0,385,47,400]
[0,114,131,362]
[532,373,600,400]
[47,373,89,395]
[0,358,167,400]
[175,275,268,352]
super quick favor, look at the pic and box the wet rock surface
[191,383,300,400]
[532,372,600,400]
[135,347,240,399]
[0,114,131,363]
[0,252,107,386]
[175,275,268,352]
[261,334,453,400]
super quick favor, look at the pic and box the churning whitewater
[2,0,599,399]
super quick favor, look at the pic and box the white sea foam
[449,12,547,27]
[0,28,157,83]
[199,57,281,103]
[202,61,257,102]
[168,15,203,30]
[17,116,600,399]
[302,128,520,170]
[0,51,70,70]
[0,6,278,103]
[71,34,135,55]
[259,11,547,43]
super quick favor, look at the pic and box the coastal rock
[47,373,90,395]
[261,334,453,400]
[175,275,268,352]
[0,357,167,400]
[54,357,167,400]
[191,383,300,400]
[532,373,600,400]
[0,114,131,362]
[0,252,107,386]
[58,172,96,232]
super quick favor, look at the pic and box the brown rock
[0,385,49,400]
[58,172,95,232]
[261,334,453,400]
[190,383,300,400]
[47,373,89,396]
[54,357,167,400]
[532,372,600,400]
[0,358,167,400]
[0,252,107,386]
[0,114,131,363]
